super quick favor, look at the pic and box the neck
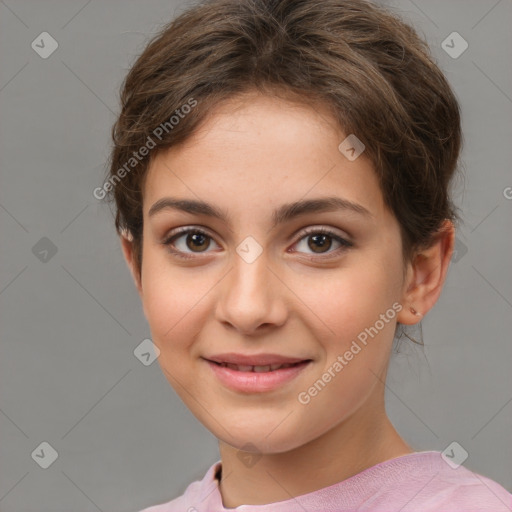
[217,402,412,507]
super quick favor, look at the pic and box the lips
[204,356,312,393]
[204,353,311,372]
[212,361,303,373]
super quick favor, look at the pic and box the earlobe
[120,231,143,296]
[397,220,455,325]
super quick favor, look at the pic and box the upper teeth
[220,362,297,372]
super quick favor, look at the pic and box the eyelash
[161,226,353,261]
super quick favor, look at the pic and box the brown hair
[105,0,462,283]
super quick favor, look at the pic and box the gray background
[0,0,511,511]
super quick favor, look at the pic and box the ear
[120,230,143,296]
[397,219,455,325]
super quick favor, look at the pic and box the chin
[214,421,310,455]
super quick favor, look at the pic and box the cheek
[291,265,401,438]
[292,258,402,345]
[140,251,206,355]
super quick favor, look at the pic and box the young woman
[104,0,512,510]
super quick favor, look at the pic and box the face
[133,92,412,454]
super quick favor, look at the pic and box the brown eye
[293,227,353,258]
[163,228,219,259]
[307,233,333,253]
[185,232,211,252]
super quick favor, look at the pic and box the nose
[215,250,288,335]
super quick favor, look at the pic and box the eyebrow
[148,196,373,228]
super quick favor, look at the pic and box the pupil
[309,234,331,253]
[187,232,209,251]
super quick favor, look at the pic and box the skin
[121,91,454,507]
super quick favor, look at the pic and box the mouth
[202,355,312,393]
[208,361,308,372]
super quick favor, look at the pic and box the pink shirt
[139,451,512,511]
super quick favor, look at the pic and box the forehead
[143,92,385,221]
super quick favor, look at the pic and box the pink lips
[203,353,312,393]
[206,352,308,366]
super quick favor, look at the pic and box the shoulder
[137,461,222,512]
[392,451,512,511]
[431,467,511,510]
